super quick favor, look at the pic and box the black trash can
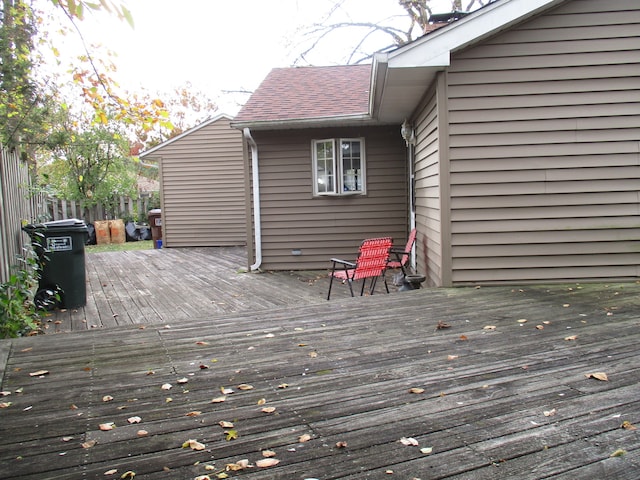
[23,219,89,309]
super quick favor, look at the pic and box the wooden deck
[1,247,639,479]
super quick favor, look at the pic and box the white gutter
[243,128,262,271]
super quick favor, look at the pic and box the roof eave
[231,113,379,131]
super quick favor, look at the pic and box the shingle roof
[233,64,371,125]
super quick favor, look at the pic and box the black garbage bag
[138,226,152,241]
[125,221,140,241]
[86,222,96,245]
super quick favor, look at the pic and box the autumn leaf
[261,406,276,413]
[535,325,544,330]
[82,440,97,448]
[278,383,289,389]
[400,437,419,446]
[543,409,557,417]
[459,335,468,341]
[237,384,254,390]
[262,450,277,457]
[256,458,280,468]
[447,355,459,361]
[257,398,267,405]
[409,387,425,394]
[226,460,251,471]
[225,429,238,441]
[127,416,142,424]
[120,472,136,479]
[308,351,318,358]
[564,335,578,341]
[195,341,209,346]
[610,449,626,457]
[483,325,497,331]
[211,396,226,403]
[621,421,637,430]
[177,378,189,384]
[298,433,312,443]
[137,430,148,437]
[219,421,234,428]
[336,441,348,448]
[0,402,11,408]
[99,422,115,431]
[104,469,118,476]
[220,387,234,395]
[517,319,528,324]
[421,447,433,454]
[585,372,609,382]
[436,320,451,329]
[182,439,206,450]
[29,370,49,377]
[185,411,202,417]
[161,383,172,390]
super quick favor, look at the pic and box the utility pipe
[243,128,262,271]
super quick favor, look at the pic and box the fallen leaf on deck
[585,372,609,382]
[483,325,497,331]
[262,449,277,457]
[199,364,209,369]
[278,383,289,389]
[195,341,209,346]
[237,384,254,390]
[62,436,73,442]
[99,422,115,431]
[421,447,433,454]
[256,458,280,468]
[543,409,557,417]
[447,355,459,361]
[194,476,211,480]
[211,396,226,403]
[161,383,172,390]
[177,378,188,384]
[186,411,202,417]
[336,441,348,448]
[120,472,135,479]
[308,351,318,358]
[436,320,451,329]
[182,439,206,450]
[299,433,312,443]
[219,421,234,428]
[220,387,234,395]
[29,370,49,377]
[0,402,11,408]
[226,460,250,471]
[610,449,626,457]
[225,429,238,441]
[257,398,267,405]
[409,387,425,394]
[400,437,419,446]
[459,335,468,341]
[564,335,578,341]
[517,319,528,324]
[127,416,142,424]
[104,469,117,475]
[102,395,114,402]
[535,325,544,330]
[137,430,148,437]
[261,407,276,413]
[82,440,97,448]
[621,421,637,430]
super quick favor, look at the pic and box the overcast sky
[43,0,456,114]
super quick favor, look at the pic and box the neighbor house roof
[232,64,373,129]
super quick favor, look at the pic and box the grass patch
[86,240,154,254]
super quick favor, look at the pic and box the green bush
[0,246,43,338]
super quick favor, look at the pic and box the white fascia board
[140,113,233,159]
[386,0,567,69]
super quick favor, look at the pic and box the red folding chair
[386,228,417,278]
[327,237,393,300]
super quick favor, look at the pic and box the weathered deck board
[1,247,639,479]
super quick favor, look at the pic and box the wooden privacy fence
[44,194,158,225]
[0,145,46,284]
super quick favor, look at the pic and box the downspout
[243,128,262,271]
[408,142,417,269]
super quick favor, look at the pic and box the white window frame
[312,138,366,196]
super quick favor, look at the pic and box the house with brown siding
[140,114,246,247]
[233,0,640,286]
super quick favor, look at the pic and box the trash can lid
[148,208,161,215]
[24,218,88,232]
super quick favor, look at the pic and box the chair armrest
[330,258,356,268]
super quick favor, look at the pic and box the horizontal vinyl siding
[446,0,640,284]
[251,126,408,270]
[413,89,443,286]
[157,118,246,247]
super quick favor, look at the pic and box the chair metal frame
[327,237,393,300]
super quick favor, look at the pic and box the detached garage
[140,114,246,247]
